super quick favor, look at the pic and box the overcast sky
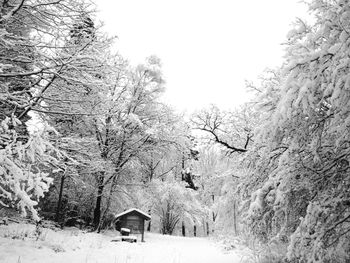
[94,0,307,113]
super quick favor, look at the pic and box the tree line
[191,1,350,262]
[0,0,204,234]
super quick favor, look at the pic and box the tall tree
[0,0,113,221]
[240,1,350,262]
[91,56,168,230]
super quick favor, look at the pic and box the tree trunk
[181,155,185,181]
[93,174,104,229]
[233,199,237,235]
[98,177,118,232]
[193,225,196,237]
[212,211,217,233]
[55,173,65,223]
[147,210,151,231]
[182,221,186,236]
[206,222,209,236]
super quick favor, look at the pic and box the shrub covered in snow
[239,1,350,262]
[0,117,59,221]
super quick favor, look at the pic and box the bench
[111,235,137,243]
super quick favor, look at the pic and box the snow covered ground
[0,223,243,263]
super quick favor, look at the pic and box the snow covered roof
[115,208,151,220]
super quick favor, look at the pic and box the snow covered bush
[0,117,58,221]
[148,179,206,235]
[240,1,350,262]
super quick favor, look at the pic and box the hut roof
[115,208,151,220]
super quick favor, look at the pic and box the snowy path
[0,231,242,263]
[108,233,242,263]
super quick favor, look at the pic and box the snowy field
[0,223,243,263]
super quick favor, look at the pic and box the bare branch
[0,0,25,23]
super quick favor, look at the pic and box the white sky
[94,0,307,113]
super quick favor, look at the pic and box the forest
[0,0,349,262]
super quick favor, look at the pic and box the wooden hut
[115,208,151,242]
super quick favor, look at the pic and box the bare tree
[191,105,255,154]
